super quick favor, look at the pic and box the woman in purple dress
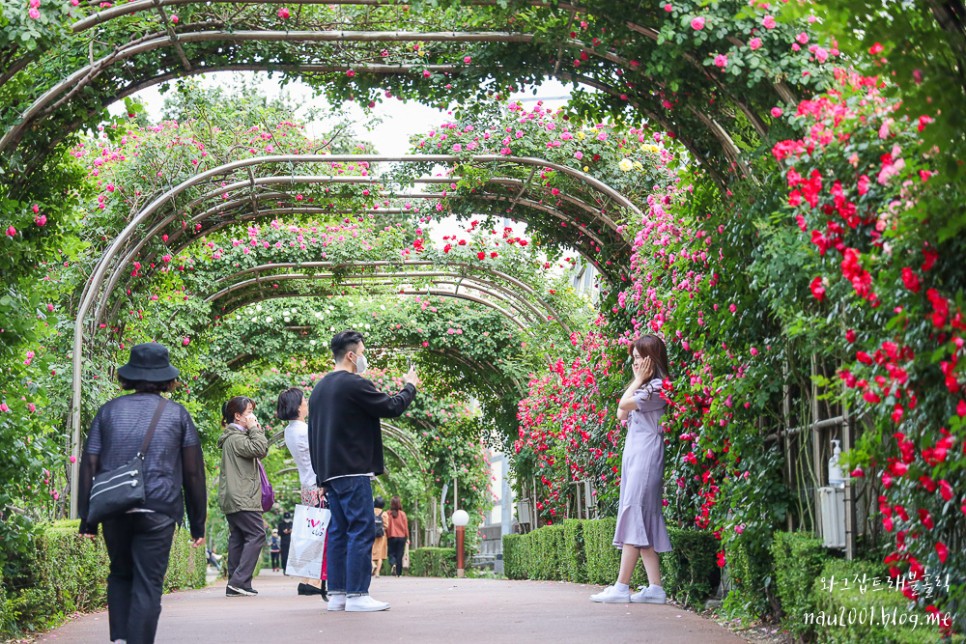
[591,334,672,605]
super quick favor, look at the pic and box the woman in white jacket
[278,387,327,598]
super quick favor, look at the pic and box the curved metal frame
[67,153,634,516]
[204,261,571,332]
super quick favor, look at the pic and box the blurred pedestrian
[385,496,409,577]
[371,496,388,577]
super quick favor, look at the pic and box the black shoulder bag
[87,398,168,524]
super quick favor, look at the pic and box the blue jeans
[325,476,375,595]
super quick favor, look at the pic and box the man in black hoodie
[308,330,418,613]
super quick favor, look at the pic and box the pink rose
[277,7,290,19]
[690,16,705,30]
[713,54,727,68]
[749,37,762,50]
[770,107,783,118]
[763,15,776,29]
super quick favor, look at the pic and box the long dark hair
[630,334,670,380]
[390,495,402,518]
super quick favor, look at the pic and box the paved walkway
[38,570,747,643]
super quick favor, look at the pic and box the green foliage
[659,527,719,610]
[409,547,457,577]
[527,524,566,581]
[581,518,621,585]
[721,527,775,620]
[770,531,829,639]
[562,519,587,583]
[0,520,205,638]
[501,534,530,580]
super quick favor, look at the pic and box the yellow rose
[618,158,633,172]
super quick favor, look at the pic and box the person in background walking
[78,342,207,644]
[277,511,294,575]
[278,386,326,598]
[309,330,419,612]
[371,496,388,577]
[591,334,672,605]
[218,396,269,597]
[385,496,409,577]
[270,529,281,572]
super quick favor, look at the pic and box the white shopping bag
[285,504,330,579]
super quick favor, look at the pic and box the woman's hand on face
[632,356,654,382]
[245,413,260,429]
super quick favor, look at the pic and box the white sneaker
[345,595,390,612]
[630,585,667,604]
[327,594,347,611]
[590,585,630,603]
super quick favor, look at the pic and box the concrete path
[38,570,748,643]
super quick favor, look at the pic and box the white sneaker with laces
[590,585,630,603]
[345,595,390,612]
[327,593,347,611]
[630,585,667,604]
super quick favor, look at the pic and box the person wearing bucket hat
[78,342,207,644]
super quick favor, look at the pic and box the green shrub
[660,527,719,609]
[1,520,206,639]
[408,547,456,577]
[809,559,948,644]
[770,531,828,639]
[722,529,775,619]
[529,524,566,580]
[582,518,620,585]
[563,519,587,583]
[506,519,717,606]
[502,533,530,580]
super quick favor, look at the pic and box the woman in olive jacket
[217,396,269,597]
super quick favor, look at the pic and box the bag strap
[137,397,169,458]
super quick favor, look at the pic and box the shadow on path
[38,570,747,643]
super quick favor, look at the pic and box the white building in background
[571,260,600,303]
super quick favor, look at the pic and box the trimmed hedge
[408,547,456,577]
[771,531,828,639]
[562,519,587,583]
[502,534,530,580]
[503,520,718,608]
[810,559,945,644]
[660,527,719,609]
[1,520,206,639]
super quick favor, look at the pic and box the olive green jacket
[217,423,269,514]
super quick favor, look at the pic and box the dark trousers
[325,476,375,595]
[226,511,264,589]
[102,512,177,644]
[271,551,280,569]
[280,539,291,572]
[387,537,406,576]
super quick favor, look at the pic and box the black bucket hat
[117,343,180,382]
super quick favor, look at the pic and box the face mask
[354,353,368,375]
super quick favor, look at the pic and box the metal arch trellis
[207,273,547,330]
[88,172,627,330]
[0,0,803,181]
[203,261,573,332]
[67,153,636,516]
[79,153,637,328]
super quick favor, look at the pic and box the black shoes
[297,582,328,601]
[226,585,257,597]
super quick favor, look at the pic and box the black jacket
[78,392,207,538]
[308,371,416,484]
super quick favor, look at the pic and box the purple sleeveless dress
[612,377,672,552]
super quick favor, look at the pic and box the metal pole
[456,525,466,578]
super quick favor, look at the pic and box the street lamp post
[452,509,469,578]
